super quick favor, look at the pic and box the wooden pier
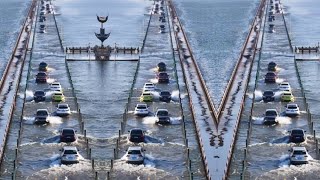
[295,45,319,54]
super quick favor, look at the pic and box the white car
[289,146,309,165]
[56,103,71,116]
[134,104,149,116]
[124,146,145,165]
[285,103,300,116]
[279,82,291,92]
[143,83,155,92]
[60,146,80,165]
[50,82,62,92]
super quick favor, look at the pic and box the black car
[157,62,166,72]
[265,72,277,83]
[159,91,171,102]
[262,90,275,102]
[128,128,145,143]
[39,62,48,71]
[289,128,306,143]
[268,61,277,71]
[60,128,77,143]
[36,72,48,83]
[157,72,169,83]
[34,90,46,102]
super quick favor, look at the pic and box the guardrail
[52,7,64,51]
[280,0,293,53]
[0,0,38,176]
[140,1,154,53]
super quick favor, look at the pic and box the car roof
[161,91,171,94]
[287,104,298,107]
[292,146,307,151]
[37,109,48,112]
[136,104,147,107]
[63,146,78,150]
[144,83,154,86]
[127,146,143,151]
[130,128,143,132]
[35,90,45,93]
[266,109,277,112]
[157,109,168,112]
[62,128,75,131]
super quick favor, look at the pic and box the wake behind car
[263,109,278,125]
[265,72,277,83]
[38,62,48,71]
[36,72,48,83]
[60,128,77,143]
[262,90,275,102]
[159,91,171,102]
[155,109,170,124]
[56,103,71,116]
[124,146,145,165]
[134,104,149,116]
[128,128,145,143]
[268,61,277,71]
[289,146,309,165]
[34,109,49,125]
[157,72,169,83]
[285,103,300,116]
[34,90,46,102]
[289,128,306,143]
[60,146,80,164]
[157,62,166,72]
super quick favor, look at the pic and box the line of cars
[152,1,166,33]
[33,60,80,165]
[124,60,176,164]
[39,0,53,33]
[262,60,309,165]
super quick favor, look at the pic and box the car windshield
[37,72,46,76]
[158,63,165,67]
[145,83,153,87]
[59,106,68,109]
[266,73,275,76]
[128,150,141,155]
[157,111,168,116]
[293,150,306,155]
[287,106,297,109]
[137,106,146,109]
[292,130,303,135]
[160,91,170,96]
[64,150,77,155]
[266,111,277,116]
[159,73,168,77]
[131,130,143,135]
[55,93,62,96]
[263,91,273,96]
[35,91,45,96]
[62,129,75,135]
[37,111,48,116]
[284,93,292,96]
[143,93,151,96]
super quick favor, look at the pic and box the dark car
[263,109,278,125]
[157,72,169,83]
[38,62,48,71]
[60,128,77,143]
[34,90,46,102]
[289,128,306,143]
[262,90,275,102]
[268,61,277,71]
[155,109,170,124]
[159,91,171,102]
[34,109,49,125]
[128,128,145,143]
[36,72,48,83]
[264,72,277,83]
[157,62,166,72]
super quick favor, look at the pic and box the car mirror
[128,130,130,132]
[59,149,62,151]
[75,130,77,132]
[304,130,306,132]
[143,149,146,151]
[288,150,291,152]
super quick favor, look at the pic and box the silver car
[125,146,145,165]
[60,146,80,165]
[290,146,309,165]
[35,109,49,125]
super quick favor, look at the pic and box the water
[173,0,259,108]
[0,0,30,76]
